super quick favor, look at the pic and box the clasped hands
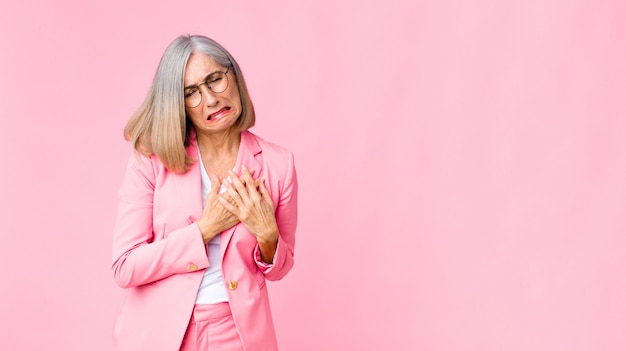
[197,166,278,262]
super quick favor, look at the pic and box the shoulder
[246,131,292,158]
[124,149,169,185]
[244,131,295,171]
[243,131,296,185]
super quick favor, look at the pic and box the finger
[220,191,232,201]
[208,173,221,195]
[258,179,273,203]
[241,166,261,199]
[240,166,257,185]
[223,179,246,208]
[237,166,255,176]
[220,191,237,207]
[232,166,255,178]
[227,170,252,206]
[218,196,239,214]
[240,166,255,184]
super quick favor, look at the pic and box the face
[183,53,242,135]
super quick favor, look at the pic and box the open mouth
[207,107,231,121]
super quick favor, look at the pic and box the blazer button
[189,263,198,271]
[229,281,238,290]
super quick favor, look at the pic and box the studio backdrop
[1,1,625,350]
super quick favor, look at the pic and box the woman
[112,35,297,351]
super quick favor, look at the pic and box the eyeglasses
[184,69,230,108]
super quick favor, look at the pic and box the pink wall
[1,1,625,350]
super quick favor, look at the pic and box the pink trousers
[179,303,245,351]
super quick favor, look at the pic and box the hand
[197,173,240,244]
[219,166,278,261]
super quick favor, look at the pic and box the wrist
[257,229,278,245]
[257,236,278,264]
[197,219,217,244]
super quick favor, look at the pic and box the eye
[210,75,223,83]
[184,89,199,98]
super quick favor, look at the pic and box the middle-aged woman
[112,34,298,351]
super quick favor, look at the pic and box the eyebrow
[184,70,223,90]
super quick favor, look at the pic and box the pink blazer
[112,131,297,351]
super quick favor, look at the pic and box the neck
[195,129,241,160]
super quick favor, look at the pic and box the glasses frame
[184,68,231,108]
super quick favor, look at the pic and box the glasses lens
[184,71,229,108]
[185,90,201,108]
[211,72,229,94]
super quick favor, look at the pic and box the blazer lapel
[221,131,263,257]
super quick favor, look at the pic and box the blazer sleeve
[111,152,209,288]
[253,151,298,281]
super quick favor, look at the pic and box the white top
[195,147,229,304]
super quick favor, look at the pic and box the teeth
[207,107,230,121]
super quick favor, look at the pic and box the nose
[199,84,219,106]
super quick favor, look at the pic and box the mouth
[207,107,231,121]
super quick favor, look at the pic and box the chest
[201,157,235,182]
[197,145,238,182]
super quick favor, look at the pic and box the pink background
[1,1,625,350]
